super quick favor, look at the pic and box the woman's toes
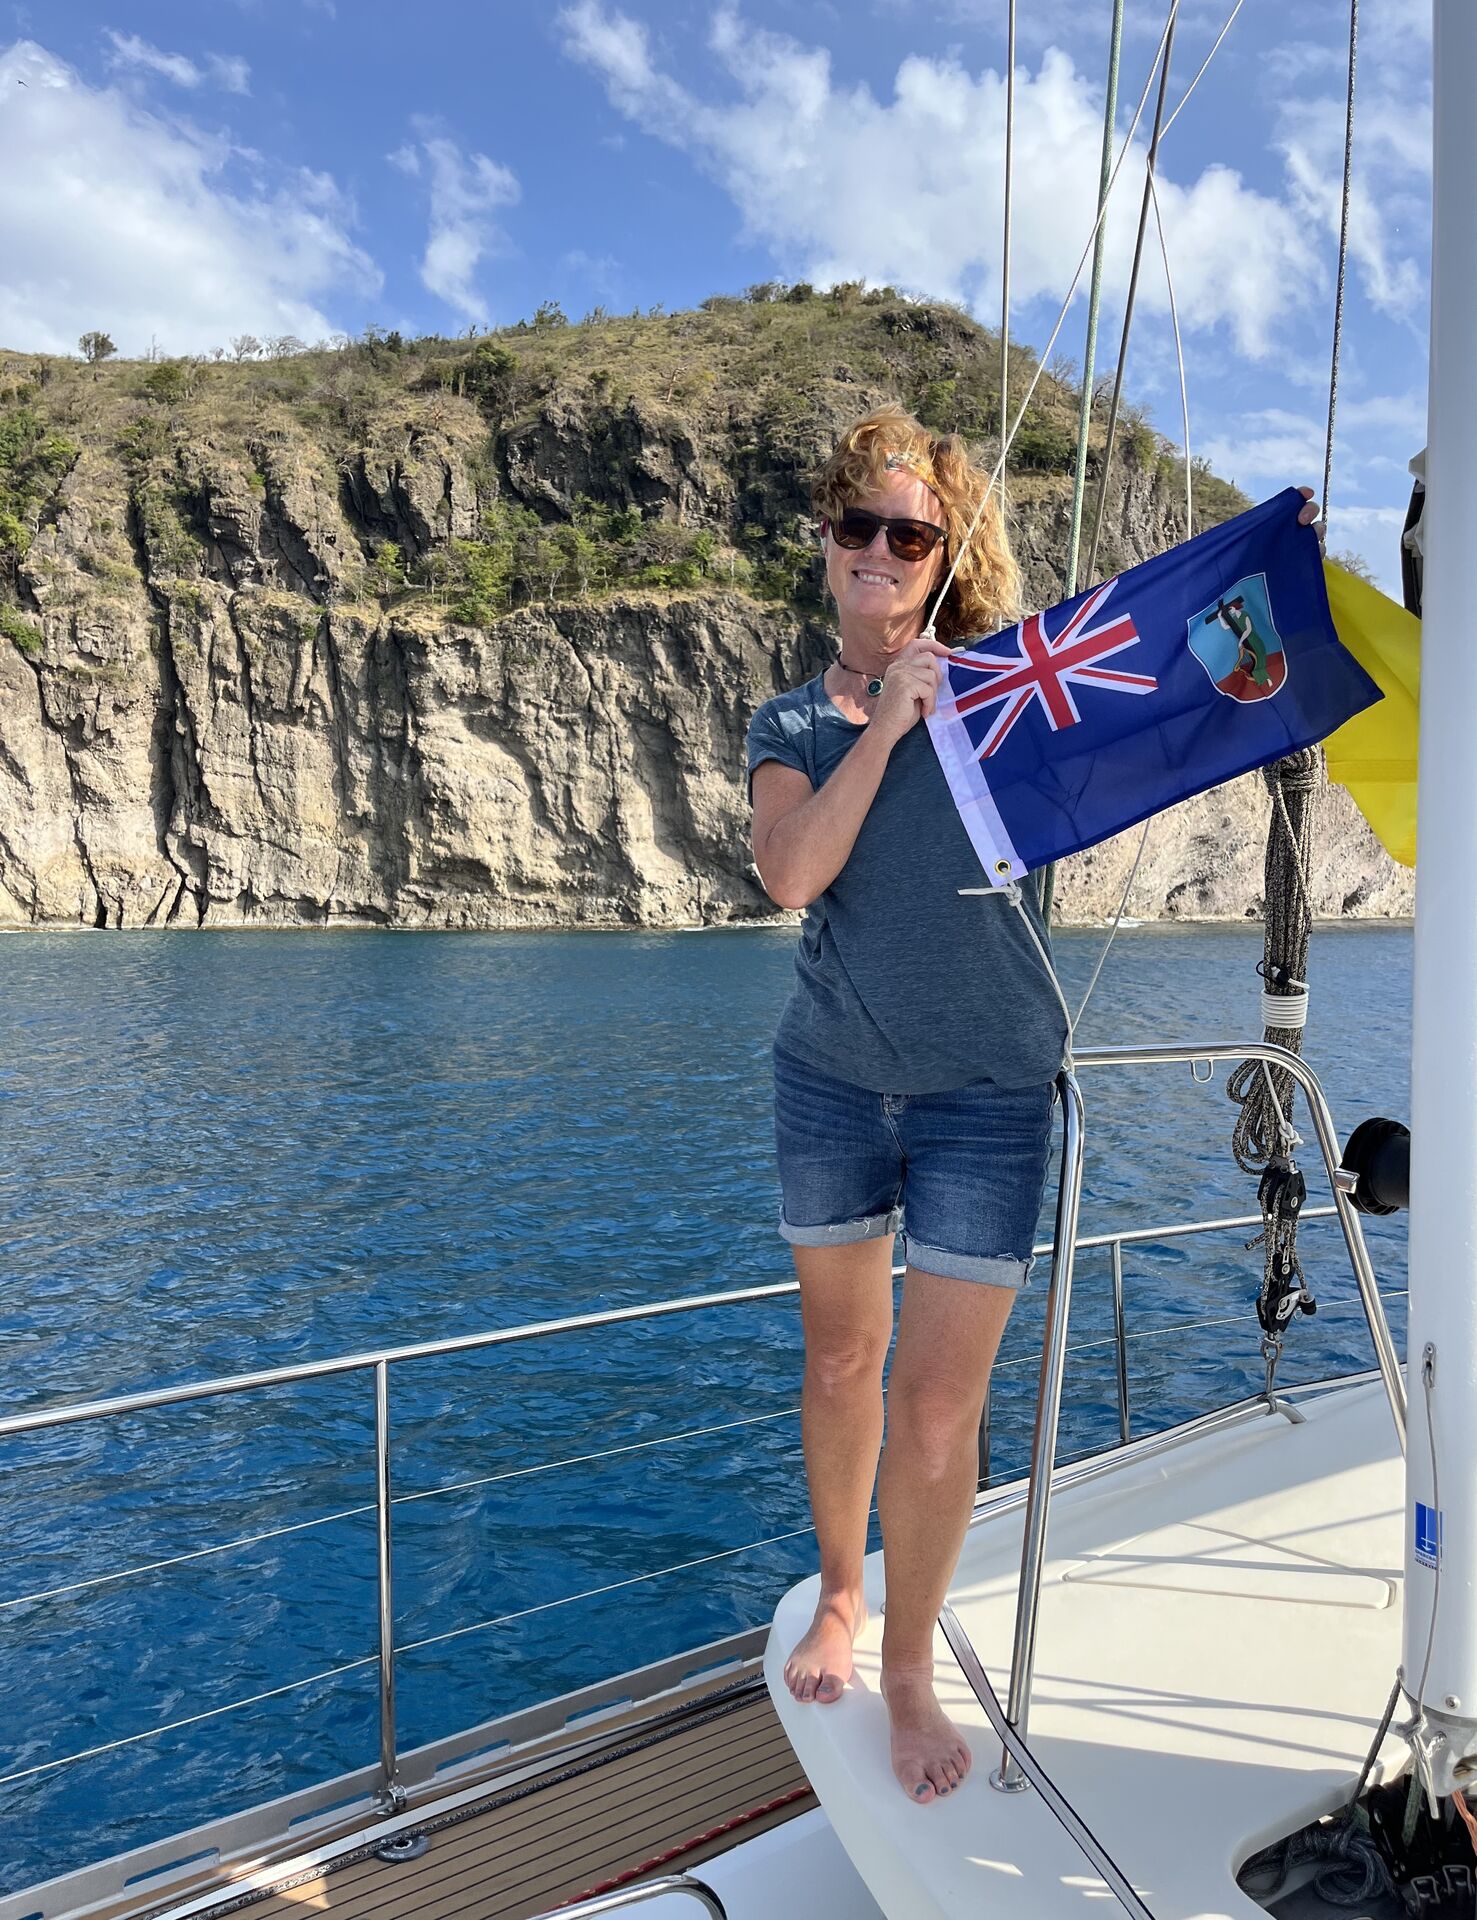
[816,1672,842,1703]
[910,1778,935,1803]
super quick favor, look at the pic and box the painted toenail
[914,1785,928,1798]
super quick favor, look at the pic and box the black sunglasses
[824,508,947,564]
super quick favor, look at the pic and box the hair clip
[884,451,919,472]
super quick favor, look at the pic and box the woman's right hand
[869,638,952,747]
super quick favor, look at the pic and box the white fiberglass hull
[769,1375,1405,1920]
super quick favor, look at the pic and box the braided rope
[1227,749,1321,1174]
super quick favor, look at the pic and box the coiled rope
[1227,748,1321,1174]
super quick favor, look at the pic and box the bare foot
[880,1665,970,1802]
[783,1589,866,1704]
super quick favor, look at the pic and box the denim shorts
[772,1040,1056,1288]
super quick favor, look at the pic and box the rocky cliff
[0,293,1411,929]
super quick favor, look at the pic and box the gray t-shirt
[746,671,1067,1094]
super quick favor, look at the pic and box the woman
[746,402,1318,1806]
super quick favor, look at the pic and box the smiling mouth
[853,568,898,586]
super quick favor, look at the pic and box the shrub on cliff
[0,409,78,578]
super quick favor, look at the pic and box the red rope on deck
[558,1782,815,1907]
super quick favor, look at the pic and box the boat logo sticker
[1416,1501,1443,1570]
[1187,572,1287,703]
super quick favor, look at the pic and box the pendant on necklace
[866,676,883,697]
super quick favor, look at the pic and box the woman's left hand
[1295,485,1326,555]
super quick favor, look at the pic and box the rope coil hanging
[1227,747,1321,1176]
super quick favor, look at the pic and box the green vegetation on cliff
[0,285,1246,659]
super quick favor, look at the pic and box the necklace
[836,659,885,698]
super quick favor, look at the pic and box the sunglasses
[824,508,947,565]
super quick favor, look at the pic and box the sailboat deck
[163,1681,810,1920]
[770,1376,1407,1920]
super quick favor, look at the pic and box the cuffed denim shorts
[772,1039,1055,1289]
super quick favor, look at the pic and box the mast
[1400,0,1477,1801]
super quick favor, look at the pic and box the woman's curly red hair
[812,402,1021,644]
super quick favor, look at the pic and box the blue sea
[0,924,1412,1897]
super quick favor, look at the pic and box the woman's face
[823,467,948,638]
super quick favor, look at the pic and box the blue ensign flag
[926,489,1383,884]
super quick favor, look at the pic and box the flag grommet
[994,859,1012,876]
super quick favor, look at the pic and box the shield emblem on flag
[1187,572,1287,703]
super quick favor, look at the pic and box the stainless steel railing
[0,1038,1403,1818]
[987,1038,1405,1793]
[534,1875,728,1919]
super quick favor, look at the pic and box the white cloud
[1200,408,1328,496]
[558,2,1321,358]
[104,30,200,87]
[1327,504,1409,591]
[390,123,520,325]
[563,248,623,304]
[104,30,251,95]
[1333,504,1408,544]
[207,54,252,96]
[0,40,379,355]
[1266,13,1429,331]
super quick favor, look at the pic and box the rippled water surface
[0,923,1412,1894]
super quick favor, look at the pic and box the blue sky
[0,1,1432,591]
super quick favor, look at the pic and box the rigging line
[1082,10,1180,588]
[1069,161,1189,1028]
[921,0,1181,640]
[1065,0,1126,602]
[1000,0,1016,515]
[1160,0,1246,139]
[1048,0,1126,933]
[1065,0,1238,591]
[1147,169,1193,537]
[1072,820,1150,1029]
[1348,1672,1405,1810]
[1323,0,1359,528]
[0,1406,804,1616]
[1272,774,1315,920]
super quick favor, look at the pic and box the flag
[926,489,1383,885]
[1322,560,1420,868]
